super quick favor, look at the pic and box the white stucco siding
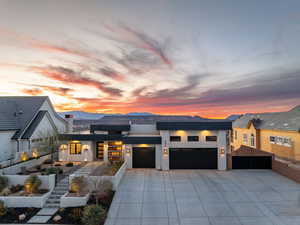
[168,130,218,148]
[129,124,159,136]
[40,100,67,133]
[59,141,94,162]
[0,131,16,162]
[31,115,57,140]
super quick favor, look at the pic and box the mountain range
[58,111,155,120]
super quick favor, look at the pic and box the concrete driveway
[105,169,300,225]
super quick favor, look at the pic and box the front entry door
[96,142,104,160]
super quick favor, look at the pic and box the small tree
[24,175,42,194]
[34,130,60,163]
[88,177,113,205]
[0,176,8,192]
[70,176,87,196]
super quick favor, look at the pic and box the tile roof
[0,96,48,138]
[233,105,300,132]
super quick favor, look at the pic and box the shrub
[44,167,62,175]
[66,162,74,167]
[68,207,83,223]
[0,187,11,196]
[70,176,87,195]
[81,205,106,225]
[0,200,7,217]
[0,176,8,192]
[54,163,61,167]
[111,160,124,175]
[35,165,41,170]
[43,159,52,164]
[24,175,42,194]
[10,184,23,193]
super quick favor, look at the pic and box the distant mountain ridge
[226,114,241,121]
[58,111,155,120]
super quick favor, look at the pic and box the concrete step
[52,191,67,195]
[48,194,61,199]
[46,199,60,204]
[44,204,60,208]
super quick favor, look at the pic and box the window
[69,141,81,154]
[276,136,283,145]
[206,136,217,142]
[283,137,291,147]
[170,136,181,142]
[235,130,237,140]
[269,136,276,144]
[243,134,248,144]
[250,134,255,147]
[188,136,199,142]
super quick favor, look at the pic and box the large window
[170,136,181,142]
[250,134,255,147]
[243,134,248,144]
[188,136,199,142]
[70,141,81,154]
[269,136,276,144]
[206,136,217,142]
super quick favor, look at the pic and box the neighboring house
[0,96,67,165]
[231,105,300,161]
[59,115,232,170]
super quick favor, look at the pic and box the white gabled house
[0,96,67,166]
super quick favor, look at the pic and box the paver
[107,169,300,225]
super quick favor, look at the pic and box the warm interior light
[163,147,169,156]
[82,144,89,151]
[220,147,225,157]
[115,141,123,145]
[138,144,149,147]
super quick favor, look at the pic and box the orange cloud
[22,88,43,96]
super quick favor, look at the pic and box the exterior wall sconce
[163,147,169,157]
[32,149,39,158]
[219,147,225,157]
[59,144,67,151]
[125,146,131,156]
[82,145,89,152]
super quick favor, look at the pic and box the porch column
[104,142,108,162]
[217,130,227,170]
[124,144,132,168]
[160,131,170,171]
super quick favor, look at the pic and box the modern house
[231,105,300,162]
[0,96,67,166]
[59,115,232,170]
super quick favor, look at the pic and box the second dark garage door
[170,148,218,169]
[132,147,155,168]
[232,156,272,169]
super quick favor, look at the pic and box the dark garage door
[170,148,218,169]
[232,156,272,169]
[132,147,155,168]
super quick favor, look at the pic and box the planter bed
[0,191,51,208]
[49,192,114,225]
[0,207,39,224]
[60,192,90,208]
[89,161,127,190]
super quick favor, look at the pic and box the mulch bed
[48,191,115,225]
[0,207,40,224]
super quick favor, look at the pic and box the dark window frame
[205,136,217,142]
[170,136,181,142]
[188,136,199,142]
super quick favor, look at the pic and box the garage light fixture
[125,146,131,156]
[82,145,89,151]
[163,147,169,157]
[219,147,225,157]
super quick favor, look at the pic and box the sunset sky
[0,0,300,118]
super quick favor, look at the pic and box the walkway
[105,169,300,225]
[27,162,103,224]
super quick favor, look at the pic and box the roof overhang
[90,124,130,132]
[123,136,161,144]
[156,121,232,130]
[59,134,123,141]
